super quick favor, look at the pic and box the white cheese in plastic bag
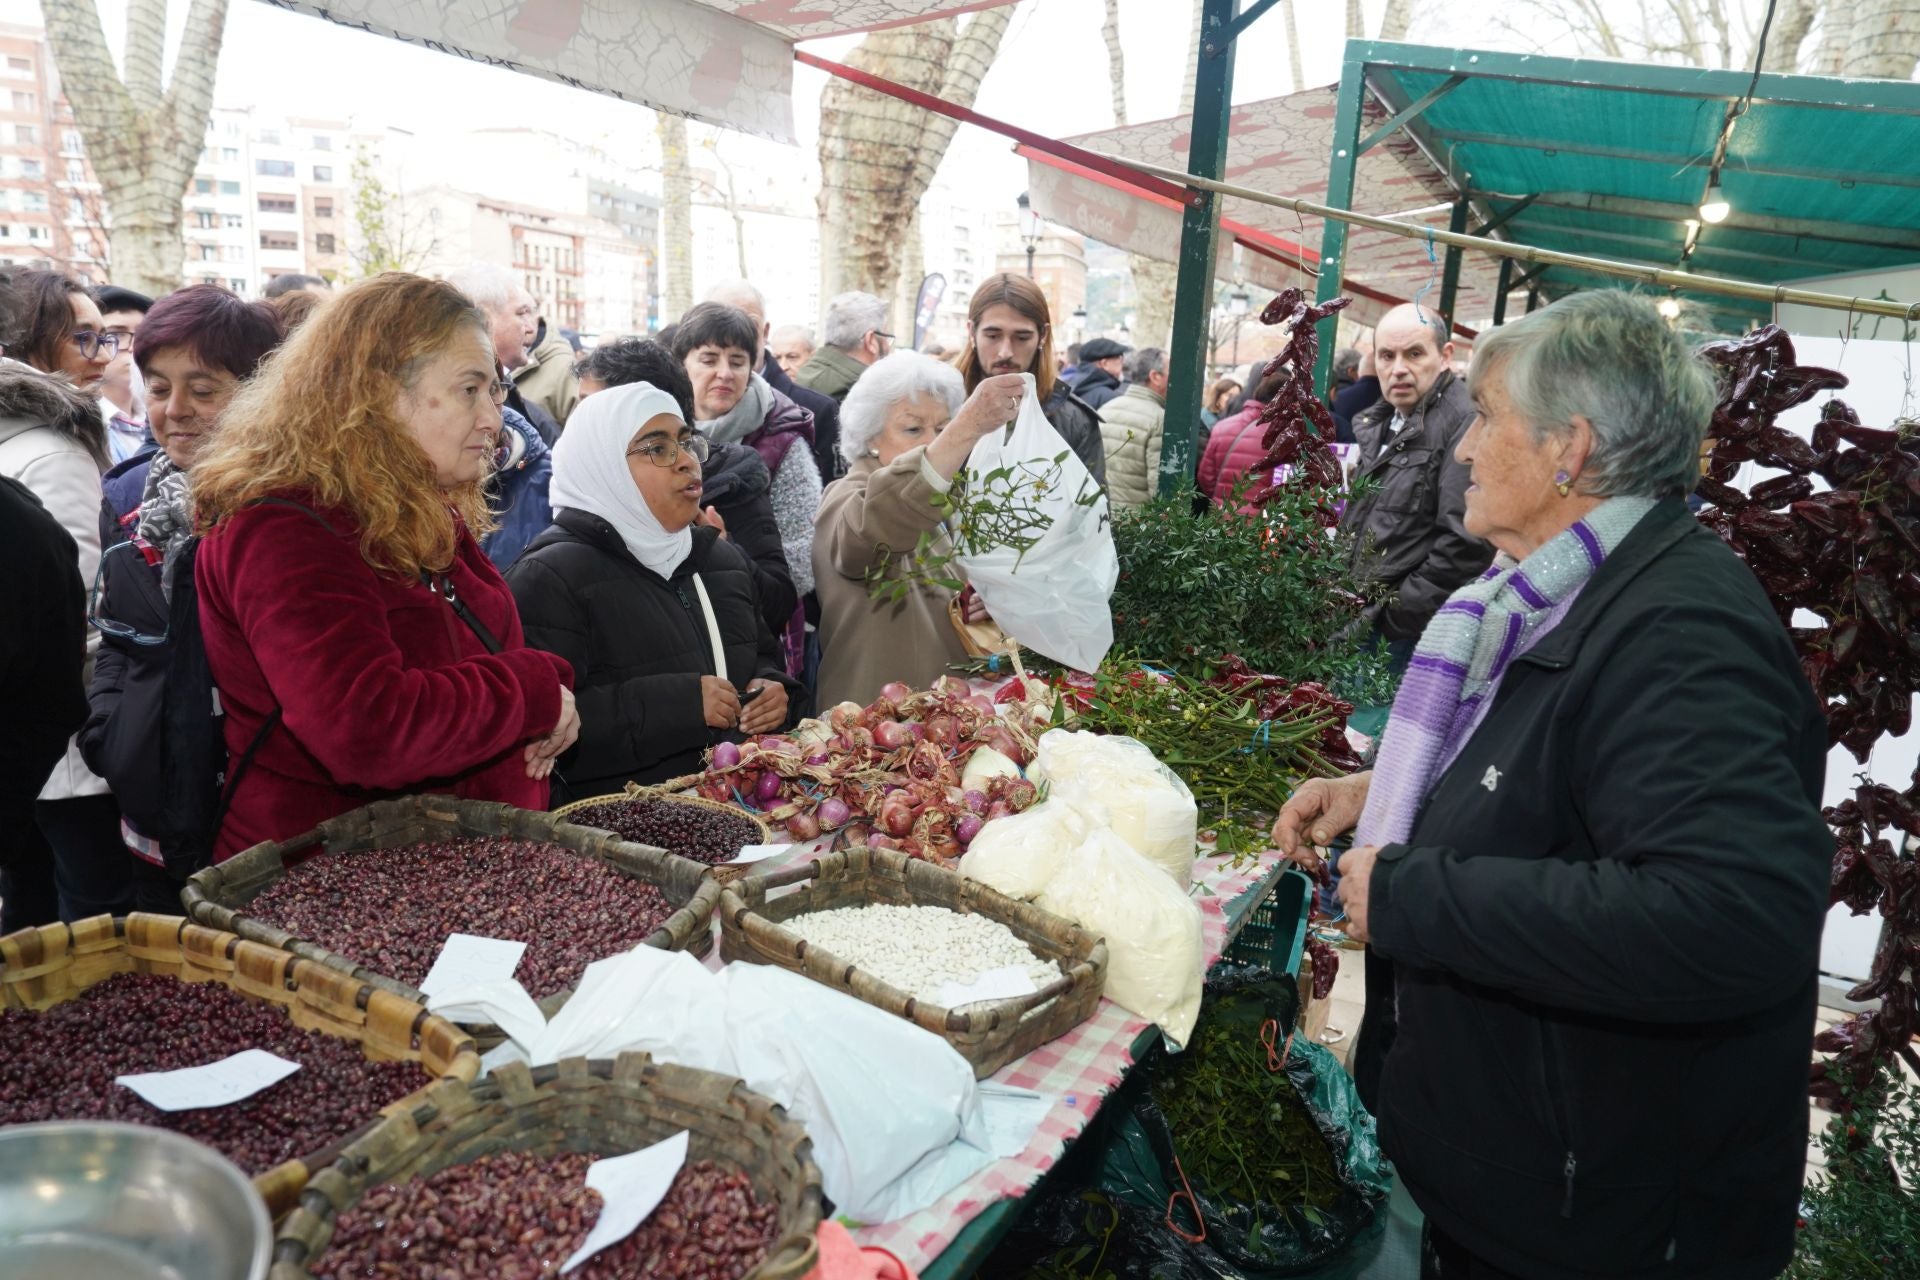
[1036,827,1204,1048]
[1030,730,1198,888]
[957,798,1090,901]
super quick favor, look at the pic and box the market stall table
[711,844,1293,1277]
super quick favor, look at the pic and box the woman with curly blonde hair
[191,273,578,859]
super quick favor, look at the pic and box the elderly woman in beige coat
[814,352,1026,708]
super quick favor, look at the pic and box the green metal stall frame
[1158,32,1920,498]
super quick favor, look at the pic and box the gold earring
[1554,470,1572,498]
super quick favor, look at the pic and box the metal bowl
[0,1122,271,1280]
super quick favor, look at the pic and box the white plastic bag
[1030,730,1199,888]
[1037,828,1204,1049]
[957,797,1090,901]
[957,374,1118,673]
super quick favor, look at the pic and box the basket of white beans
[718,848,1108,1078]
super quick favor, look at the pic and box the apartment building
[0,22,103,280]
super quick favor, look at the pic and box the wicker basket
[0,912,480,1220]
[556,783,777,886]
[719,848,1107,1078]
[270,1053,822,1280]
[181,795,723,1041]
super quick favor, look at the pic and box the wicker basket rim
[554,787,776,843]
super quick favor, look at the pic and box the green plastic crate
[1222,867,1313,978]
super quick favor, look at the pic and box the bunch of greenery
[1109,479,1394,703]
[1788,1067,1920,1278]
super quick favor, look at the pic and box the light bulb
[1657,296,1682,319]
[1698,181,1730,224]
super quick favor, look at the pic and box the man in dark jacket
[955,273,1107,488]
[706,280,844,483]
[0,475,86,931]
[795,290,890,405]
[1340,304,1490,650]
[1071,337,1128,411]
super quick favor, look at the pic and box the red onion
[976,724,1035,767]
[954,814,984,845]
[786,811,821,841]
[879,792,919,838]
[805,751,830,767]
[868,834,901,851]
[879,681,913,704]
[817,798,852,830]
[711,741,741,770]
[758,736,796,754]
[965,694,997,717]
[985,800,1012,821]
[754,771,784,805]
[909,722,927,742]
[872,720,913,751]
[962,790,988,813]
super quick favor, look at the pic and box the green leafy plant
[1788,1067,1920,1278]
[1109,479,1393,702]
[865,449,1099,603]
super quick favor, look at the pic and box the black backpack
[151,498,328,878]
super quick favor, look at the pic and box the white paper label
[115,1048,301,1112]
[977,1084,1054,1159]
[419,933,527,997]
[428,977,549,1051]
[937,964,1040,1008]
[724,842,791,865]
[561,1130,691,1274]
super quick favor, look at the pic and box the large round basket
[270,1053,822,1280]
[0,912,481,1220]
[719,848,1108,1079]
[180,794,723,1044]
[555,783,776,885]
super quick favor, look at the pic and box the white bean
[782,903,1059,1004]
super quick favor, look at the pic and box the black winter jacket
[700,442,797,638]
[1365,498,1830,1280]
[1341,369,1492,639]
[1041,383,1108,489]
[77,531,169,847]
[1,475,85,815]
[763,354,843,485]
[505,512,793,803]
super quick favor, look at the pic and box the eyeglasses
[70,330,126,359]
[483,380,510,407]
[874,330,896,349]
[626,433,711,468]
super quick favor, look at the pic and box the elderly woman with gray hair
[813,351,1027,708]
[1275,292,1830,1280]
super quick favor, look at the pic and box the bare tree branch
[1282,0,1306,90]
[1101,0,1127,127]
[1379,0,1416,39]
[122,0,165,102]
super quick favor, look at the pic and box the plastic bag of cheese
[1030,730,1199,888]
[1037,826,1204,1048]
[957,797,1090,901]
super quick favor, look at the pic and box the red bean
[0,972,430,1174]
[245,836,675,999]
[563,799,761,867]
[315,1151,779,1280]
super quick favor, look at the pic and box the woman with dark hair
[191,273,577,858]
[1197,367,1289,507]
[573,336,796,638]
[672,303,819,679]
[0,268,127,920]
[80,285,286,903]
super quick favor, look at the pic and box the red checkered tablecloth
[847,852,1280,1271]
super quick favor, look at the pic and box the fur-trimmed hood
[0,361,107,462]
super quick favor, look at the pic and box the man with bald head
[1340,304,1491,660]
[705,279,842,482]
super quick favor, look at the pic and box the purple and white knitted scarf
[1354,496,1656,847]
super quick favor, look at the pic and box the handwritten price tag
[115,1049,301,1112]
[561,1131,690,1274]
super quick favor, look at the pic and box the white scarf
[549,382,693,579]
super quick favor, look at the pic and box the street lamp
[1226,285,1252,367]
[1016,191,1043,279]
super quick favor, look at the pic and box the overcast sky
[0,0,1462,216]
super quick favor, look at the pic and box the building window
[194,178,213,194]
[22,192,44,212]
[198,244,218,261]
[224,213,243,228]
[221,147,238,162]
[229,278,246,293]
[259,230,298,251]
[12,90,33,111]
[201,275,218,287]
[61,128,80,154]
[68,196,84,221]
[222,245,245,262]
[14,123,34,145]
[256,159,294,177]
[258,194,296,214]
[315,232,335,254]
[311,134,331,151]
[220,180,240,195]
[313,197,333,219]
[6,57,29,73]
[18,159,40,180]
[65,158,84,183]
[195,210,216,229]
[257,130,280,145]
[312,164,332,183]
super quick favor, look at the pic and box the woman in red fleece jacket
[190,274,578,859]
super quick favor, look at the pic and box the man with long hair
[951,273,1105,486]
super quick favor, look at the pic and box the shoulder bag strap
[422,571,504,654]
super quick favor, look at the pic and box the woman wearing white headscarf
[506,381,792,801]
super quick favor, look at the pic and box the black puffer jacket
[1366,498,1830,1280]
[1041,382,1108,489]
[700,442,796,638]
[505,512,793,802]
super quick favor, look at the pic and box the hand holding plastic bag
[957,374,1117,673]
